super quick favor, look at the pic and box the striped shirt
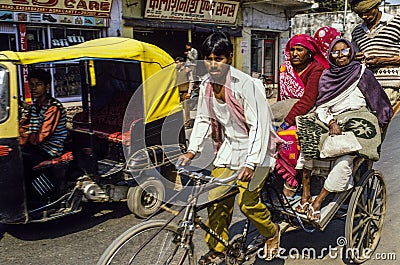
[29,97,67,157]
[351,12,400,88]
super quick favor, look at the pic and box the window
[53,64,82,101]
[26,27,47,50]
[0,66,10,123]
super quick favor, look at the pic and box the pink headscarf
[314,26,341,58]
[279,34,329,100]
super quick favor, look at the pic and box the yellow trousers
[205,167,276,252]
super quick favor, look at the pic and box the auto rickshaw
[0,37,186,224]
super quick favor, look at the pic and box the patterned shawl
[317,38,362,106]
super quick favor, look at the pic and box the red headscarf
[314,26,341,58]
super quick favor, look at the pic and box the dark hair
[350,0,361,5]
[186,42,192,47]
[175,56,185,62]
[28,69,51,85]
[201,31,233,58]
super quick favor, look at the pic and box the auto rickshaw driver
[19,69,68,191]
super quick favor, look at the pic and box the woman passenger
[276,34,329,200]
[296,38,393,221]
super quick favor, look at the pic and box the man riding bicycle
[178,32,283,264]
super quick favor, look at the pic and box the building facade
[0,0,112,102]
[119,0,316,82]
[241,0,317,83]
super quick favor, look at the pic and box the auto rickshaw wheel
[344,169,386,264]
[127,178,165,219]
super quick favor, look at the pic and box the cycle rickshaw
[0,37,186,224]
[98,118,387,264]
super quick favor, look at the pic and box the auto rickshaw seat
[72,90,138,143]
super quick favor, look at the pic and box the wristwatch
[280,122,290,130]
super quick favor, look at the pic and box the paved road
[0,115,399,265]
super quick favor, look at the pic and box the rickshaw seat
[72,90,140,144]
[33,151,74,170]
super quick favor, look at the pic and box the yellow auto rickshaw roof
[0,37,181,125]
[0,37,174,67]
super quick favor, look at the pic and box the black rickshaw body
[0,37,186,224]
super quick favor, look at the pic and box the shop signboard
[144,0,239,24]
[0,9,109,27]
[0,0,113,18]
[18,23,32,103]
[0,10,106,27]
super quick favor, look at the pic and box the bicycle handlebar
[175,166,238,185]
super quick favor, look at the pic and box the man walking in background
[351,0,400,106]
[184,42,198,79]
[175,56,195,127]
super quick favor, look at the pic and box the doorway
[263,39,275,80]
[0,33,16,51]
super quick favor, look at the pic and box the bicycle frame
[128,168,266,264]
[99,157,387,265]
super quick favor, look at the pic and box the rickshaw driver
[177,32,283,264]
[19,69,68,180]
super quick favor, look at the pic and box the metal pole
[344,0,348,36]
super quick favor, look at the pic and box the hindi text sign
[144,0,239,24]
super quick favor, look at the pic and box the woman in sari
[276,34,329,199]
[295,38,393,221]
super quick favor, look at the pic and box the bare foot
[264,223,281,261]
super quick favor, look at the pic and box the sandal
[295,198,312,214]
[307,205,321,222]
[283,183,297,198]
[264,223,281,261]
[198,249,225,265]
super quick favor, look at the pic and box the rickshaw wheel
[344,170,386,264]
[127,179,165,219]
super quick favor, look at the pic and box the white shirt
[188,67,274,170]
[316,88,366,124]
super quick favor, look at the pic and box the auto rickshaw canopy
[0,37,180,124]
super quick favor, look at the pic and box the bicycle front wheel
[97,220,195,265]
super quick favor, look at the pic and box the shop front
[0,23,17,51]
[241,1,317,82]
[0,0,112,102]
[122,0,242,68]
[250,30,279,81]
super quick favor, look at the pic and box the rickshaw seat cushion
[33,151,73,170]
[72,90,135,131]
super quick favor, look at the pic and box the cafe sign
[144,0,239,24]
[0,0,113,17]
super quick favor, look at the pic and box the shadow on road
[1,202,132,240]
[228,218,346,264]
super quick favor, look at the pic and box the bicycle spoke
[99,221,193,265]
